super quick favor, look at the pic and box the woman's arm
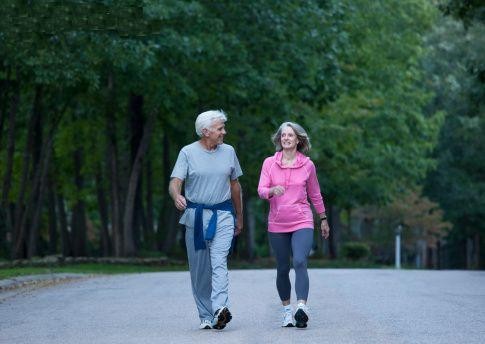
[306,162,325,214]
[258,158,274,199]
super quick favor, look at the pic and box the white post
[395,225,402,269]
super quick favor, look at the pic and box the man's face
[205,119,226,145]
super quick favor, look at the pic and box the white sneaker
[295,303,309,328]
[282,306,294,327]
[199,319,212,329]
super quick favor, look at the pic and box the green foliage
[341,242,370,261]
[311,0,442,208]
[0,0,476,266]
[423,15,485,267]
[438,0,485,26]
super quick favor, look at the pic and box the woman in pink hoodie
[258,122,330,328]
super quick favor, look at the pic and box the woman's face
[280,126,298,151]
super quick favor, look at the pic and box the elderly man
[168,110,243,330]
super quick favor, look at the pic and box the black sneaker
[294,303,309,328]
[212,306,232,330]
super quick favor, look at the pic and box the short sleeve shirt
[170,142,243,226]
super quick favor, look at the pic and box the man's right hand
[174,194,187,211]
[169,178,186,211]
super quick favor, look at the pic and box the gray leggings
[268,228,313,301]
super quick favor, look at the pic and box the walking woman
[257,121,330,328]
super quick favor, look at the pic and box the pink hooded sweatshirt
[258,151,326,233]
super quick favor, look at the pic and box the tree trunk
[105,72,122,256]
[245,196,256,261]
[1,81,18,203]
[47,176,58,255]
[436,239,441,270]
[57,193,71,257]
[0,68,11,146]
[474,233,480,269]
[27,136,53,258]
[26,97,54,258]
[1,79,19,256]
[129,93,145,250]
[134,172,144,249]
[160,132,178,253]
[96,165,111,256]
[123,111,153,256]
[108,137,122,256]
[71,148,87,257]
[0,84,6,143]
[13,85,42,259]
[145,160,155,249]
[161,207,180,254]
[328,204,341,259]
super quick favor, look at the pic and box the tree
[308,0,443,258]
[423,15,485,268]
[356,189,450,268]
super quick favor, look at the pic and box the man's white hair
[195,110,227,137]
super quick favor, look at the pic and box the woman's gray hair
[271,121,311,154]
[195,110,227,137]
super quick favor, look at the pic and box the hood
[273,151,310,169]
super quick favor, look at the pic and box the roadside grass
[0,263,189,280]
[0,258,389,280]
[229,257,388,270]
[308,259,387,269]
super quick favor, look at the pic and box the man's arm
[168,177,186,211]
[230,178,243,236]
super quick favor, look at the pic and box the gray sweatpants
[185,210,234,322]
[269,228,314,302]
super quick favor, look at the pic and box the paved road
[1,269,484,344]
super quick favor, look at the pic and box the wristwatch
[319,216,327,223]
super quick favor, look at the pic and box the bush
[341,242,371,261]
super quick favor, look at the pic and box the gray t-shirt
[170,141,243,227]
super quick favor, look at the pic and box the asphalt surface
[1,269,484,344]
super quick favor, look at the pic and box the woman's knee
[293,257,308,270]
[277,264,291,276]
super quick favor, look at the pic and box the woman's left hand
[321,219,330,239]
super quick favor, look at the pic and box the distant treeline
[0,1,483,269]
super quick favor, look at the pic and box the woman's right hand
[270,185,285,197]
